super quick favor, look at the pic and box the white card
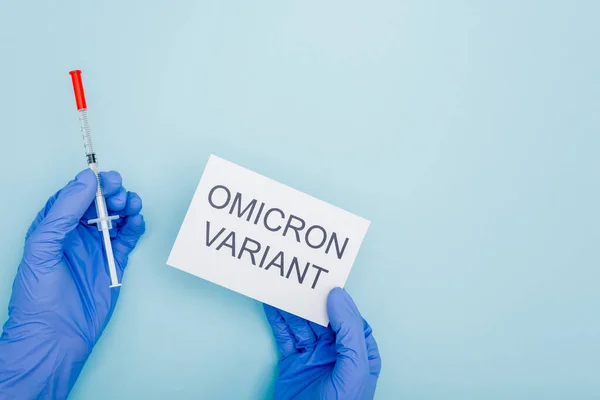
[167,155,370,326]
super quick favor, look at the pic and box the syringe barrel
[69,70,98,166]
[77,109,97,165]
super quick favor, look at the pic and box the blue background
[1,1,599,399]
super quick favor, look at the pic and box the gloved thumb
[24,169,98,268]
[328,288,369,395]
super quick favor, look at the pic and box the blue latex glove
[0,169,145,399]
[264,288,382,400]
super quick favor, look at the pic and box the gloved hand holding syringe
[69,69,121,288]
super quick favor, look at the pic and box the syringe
[69,70,121,288]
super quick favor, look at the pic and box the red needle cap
[69,70,87,110]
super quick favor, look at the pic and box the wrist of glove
[0,329,90,399]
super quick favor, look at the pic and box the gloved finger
[25,170,121,240]
[83,171,124,222]
[328,288,369,394]
[363,318,382,376]
[309,321,335,342]
[25,169,98,268]
[99,171,123,197]
[112,213,145,272]
[263,304,297,359]
[106,187,127,212]
[119,192,143,217]
[109,192,142,238]
[280,311,317,350]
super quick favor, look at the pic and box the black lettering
[305,225,327,249]
[206,221,226,247]
[237,237,261,265]
[229,193,257,221]
[264,251,285,277]
[253,202,266,225]
[310,264,329,289]
[286,257,311,284]
[283,215,306,243]
[264,208,285,232]
[216,231,236,257]
[258,245,271,268]
[325,232,349,260]
[208,185,231,209]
